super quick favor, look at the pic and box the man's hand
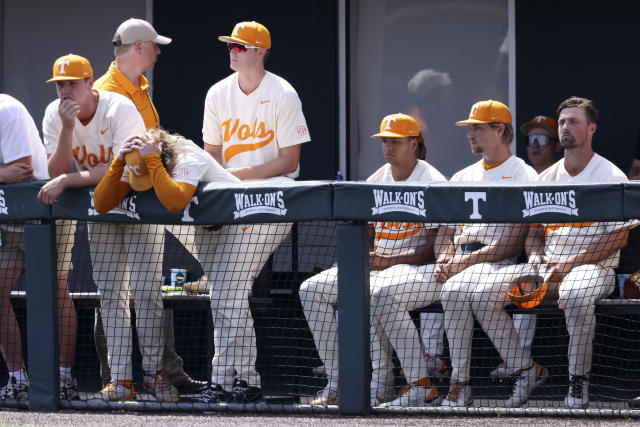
[434,255,469,283]
[544,260,575,284]
[37,175,67,205]
[58,98,80,129]
[369,252,390,271]
[226,166,251,180]
[135,134,161,158]
[0,163,33,183]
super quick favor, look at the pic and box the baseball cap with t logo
[218,21,271,49]
[455,100,512,125]
[125,150,153,191]
[46,54,93,83]
[371,113,420,138]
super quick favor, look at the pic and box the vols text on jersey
[371,189,426,217]
[221,117,275,162]
[73,144,114,170]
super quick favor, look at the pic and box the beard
[471,145,483,154]
[560,135,577,149]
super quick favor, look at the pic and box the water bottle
[336,171,344,181]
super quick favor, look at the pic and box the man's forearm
[60,166,110,188]
[48,128,75,177]
[463,224,527,264]
[566,226,630,267]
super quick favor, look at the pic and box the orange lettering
[221,118,240,142]
[238,124,251,140]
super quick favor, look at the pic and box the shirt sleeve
[42,100,62,156]
[111,99,146,155]
[202,87,222,146]
[274,89,311,148]
[0,103,38,163]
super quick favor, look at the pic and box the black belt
[460,242,486,253]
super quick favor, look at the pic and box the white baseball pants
[194,222,291,390]
[298,266,396,389]
[88,222,165,382]
[371,263,443,384]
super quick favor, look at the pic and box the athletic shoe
[441,381,472,407]
[173,375,208,394]
[380,378,441,407]
[60,377,79,400]
[564,375,589,409]
[504,363,548,408]
[100,379,136,401]
[628,395,640,409]
[309,386,338,405]
[231,379,263,403]
[489,362,520,379]
[371,369,396,404]
[200,383,231,403]
[0,376,28,400]
[143,371,179,403]
[424,353,450,378]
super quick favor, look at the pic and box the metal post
[337,222,370,414]
[25,222,59,410]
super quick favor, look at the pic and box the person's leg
[559,264,614,408]
[93,309,111,386]
[513,313,537,354]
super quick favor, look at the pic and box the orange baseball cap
[125,150,153,191]
[455,100,512,126]
[46,54,93,83]
[519,115,559,139]
[218,21,271,49]
[371,113,420,138]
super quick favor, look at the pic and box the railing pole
[25,222,59,411]
[337,221,371,414]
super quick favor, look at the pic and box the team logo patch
[233,191,287,219]
[296,125,307,136]
[371,189,425,217]
[88,191,140,219]
[522,190,578,217]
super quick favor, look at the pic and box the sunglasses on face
[227,43,259,53]
[527,134,557,147]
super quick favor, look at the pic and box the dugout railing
[1,180,640,418]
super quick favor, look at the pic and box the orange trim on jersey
[544,222,594,237]
[224,139,273,163]
[482,159,506,170]
[375,222,423,241]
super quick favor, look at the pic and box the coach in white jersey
[299,114,446,407]
[38,54,177,403]
[474,97,632,409]
[437,100,540,407]
[199,21,310,404]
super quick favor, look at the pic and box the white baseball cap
[113,18,172,46]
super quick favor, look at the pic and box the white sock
[9,369,28,385]
[59,366,72,381]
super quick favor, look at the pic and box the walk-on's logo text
[0,190,8,215]
[88,191,140,219]
[371,189,425,217]
[522,190,577,217]
[233,191,286,219]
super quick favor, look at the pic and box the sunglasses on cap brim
[527,134,557,147]
[227,42,260,53]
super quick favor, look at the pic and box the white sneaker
[143,371,179,403]
[380,378,441,407]
[310,386,338,405]
[564,375,589,409]
[60,377,79,400]
[489,362,520,379]
[441,382,472,407]
[0,376,28,400]
[504,363,548,408]
[424,353,449,378]
[371,369,396,405]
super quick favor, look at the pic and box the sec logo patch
[296,125,307,136]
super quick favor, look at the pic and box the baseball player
[464,97,631,408]
[199,21,310,403]
[437,100,540,407]
[38,54,176,402]
[489,114,561,380]
[92,18,206,394]
[300,113,447,406]
[0,94,78,401]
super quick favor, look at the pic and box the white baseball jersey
[43,90,145,171]
[367,159,447,255]
[537,153,630,268]
[0,94,48,180]
[451,155,538,246]
[202,71,310,179]
[121,138,240,186]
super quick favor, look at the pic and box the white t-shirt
[537,153,630,268]
[202,71,310,179]
[367,159,447,255]
[121,138,240,186]
[42,90,145,171]
[450,155,538,246]
[0,94,48,180]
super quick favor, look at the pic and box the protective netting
[2,217,640,415]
